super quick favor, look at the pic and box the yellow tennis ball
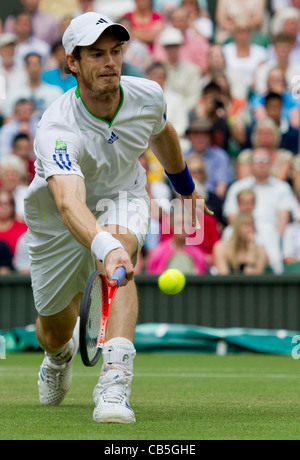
[158,269,186,295]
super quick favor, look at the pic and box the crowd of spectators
[0,0,300,276]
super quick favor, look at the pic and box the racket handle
[111,266,127,288]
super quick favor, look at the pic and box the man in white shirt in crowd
[3,52,63,120]
[4,0,60,47]
[11,12,51,67]
[0,99,38,159]
[223,147,297,273]
[0,33,28,117]
[153,26,201,112]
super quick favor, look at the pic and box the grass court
[1,352,300,440]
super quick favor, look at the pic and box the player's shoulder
[37,87,77,128]
[121,75,163,98]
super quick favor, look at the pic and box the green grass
[1,352,300,440]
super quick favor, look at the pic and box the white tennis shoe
[93,369,136,423]
[38,319,79,406]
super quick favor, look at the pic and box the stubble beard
[81,72,120,101]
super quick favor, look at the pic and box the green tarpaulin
[1,323,299,356]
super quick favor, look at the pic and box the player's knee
[44,328,73,351]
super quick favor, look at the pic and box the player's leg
[92,222,142,423]
[36,292,81,354]
[36,293,82,406]
[105,225,139,342]
[98,194,150,343]
[25,228,95,406]
[105,278,138,341]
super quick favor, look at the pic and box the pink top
[146,239,207,275]
[0,220,27,256]
[124,10,165,51]
[125,10,164,30]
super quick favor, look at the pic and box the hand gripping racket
[79,267,126,367]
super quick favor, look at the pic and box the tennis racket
[79,266,126,367]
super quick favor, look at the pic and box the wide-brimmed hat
[185,118,214,135]
[160,27,184,46]
[0,33,17,48]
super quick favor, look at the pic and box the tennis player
[24,12,212,423]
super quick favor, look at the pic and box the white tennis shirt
[32,76,167,214]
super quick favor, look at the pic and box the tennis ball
[158,269,186,295]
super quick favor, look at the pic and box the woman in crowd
[0,188,27,260]
[124,0,165,52]
[213,212,268,274]
[222,16,268,97]
[216,0,266,43]
[146,203,208,275]
[0,155,29,220]
[251,66,300,128]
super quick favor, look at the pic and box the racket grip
[111,266,127,288]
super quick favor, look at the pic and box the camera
[214,98,225,110]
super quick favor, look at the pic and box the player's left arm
[149,121,214,226]
[149,121,185,174]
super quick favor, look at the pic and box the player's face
[75,32,123,97]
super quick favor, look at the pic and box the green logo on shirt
[53,138,74,171]
[55,138,67,151]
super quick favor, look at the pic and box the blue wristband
[165,163,195,196]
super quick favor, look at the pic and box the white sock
[48,338,74,365]
[99,337,136,381]
[47,317,79,365]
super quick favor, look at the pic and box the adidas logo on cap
[96,18,109,25]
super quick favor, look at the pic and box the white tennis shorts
[24,180,150,317]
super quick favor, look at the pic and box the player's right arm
[47,174,134,281]
[35,121,133,280]
[48,174,100,248]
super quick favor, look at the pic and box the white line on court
[1,368,300,379]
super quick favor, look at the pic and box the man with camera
[191,82,233,152]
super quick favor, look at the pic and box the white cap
[160,27,184,47]
[62,12,130,55]
[0,33,17,48]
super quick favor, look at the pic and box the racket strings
[86,276,104,362]
[80,270,122,367]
